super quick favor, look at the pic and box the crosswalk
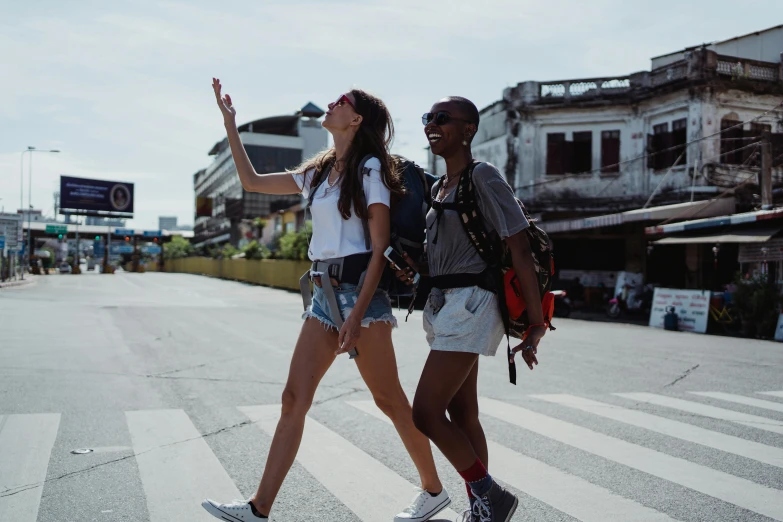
[0,390,781,521]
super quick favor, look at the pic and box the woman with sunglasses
[396,98,546,522]
[202,79,450,522]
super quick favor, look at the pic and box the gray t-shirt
[426,162,529,277]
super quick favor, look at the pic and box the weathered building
[430,26,783,297]
[193,103,327,248]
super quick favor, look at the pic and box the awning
[653,228,780,245]
[646,207,783,235]
[540,198,736,234]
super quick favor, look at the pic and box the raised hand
[212,78,236,124]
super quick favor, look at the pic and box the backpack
[434,161,556,384]
[386,155,437,297]
[307,154,435,297]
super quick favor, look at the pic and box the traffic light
[124,236,130,242]
[95,235,100,241]
[58,234,63,239]
[153,238,158,243]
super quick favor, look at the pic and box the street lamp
[20,146,60,276]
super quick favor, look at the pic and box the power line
[654,141,763,227]
[590,140,762,201]
[515,100,783,192]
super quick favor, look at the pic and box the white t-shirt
[292,157,390,261]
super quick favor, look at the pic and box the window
[648,122,681,170]
[671,118,687,166]
[572,132,592,173]
[601,130,620,173]
[547,131,592,175]
[546,133,567,175]
[720,118,744,165]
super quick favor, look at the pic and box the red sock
[458,458,488,483]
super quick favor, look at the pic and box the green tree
[277,223,311,260]
[164,236,194,259]
[242,240,271,260]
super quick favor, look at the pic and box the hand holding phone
[384,246,420,286]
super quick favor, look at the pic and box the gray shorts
[423,286,505,356]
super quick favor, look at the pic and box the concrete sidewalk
[0,276,36,289]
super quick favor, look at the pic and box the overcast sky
[1,0,779,229]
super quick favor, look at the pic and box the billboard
[60,176,134,217]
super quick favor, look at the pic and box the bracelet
[528,322,548,329]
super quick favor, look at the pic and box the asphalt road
[1,272,782,522]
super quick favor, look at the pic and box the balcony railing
[716,55,779,82]
[539,77,631,100]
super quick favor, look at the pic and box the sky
[1,0,779,230]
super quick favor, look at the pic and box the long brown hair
[296,89,404,220]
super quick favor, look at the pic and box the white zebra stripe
[347,400,680,522]
[615,392,783,435]
[480,397,783,521]
[534,394,783,468]
[240,404,458,522]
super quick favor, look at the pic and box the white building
[159,216,178,231]
[193,103,328,247]
[429,26,783,294]
[431,25,782,218]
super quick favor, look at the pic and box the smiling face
[323,93,361,132]
[424,99,477,158]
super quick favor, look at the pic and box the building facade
[429,26,783,299]
[159,216,177,231]
[193,103,328,247]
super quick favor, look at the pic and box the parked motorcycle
[606,283,654,318]
[552,289,571,318]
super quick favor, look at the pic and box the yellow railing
[164,257,311,291]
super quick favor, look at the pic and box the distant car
[59,262,72,274]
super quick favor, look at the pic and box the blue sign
[114,228,134,236]
[0,236,5,249]
[143,230,162,238]
[110,245,134,254]
[93,240,105,257]
[142,245,162,254]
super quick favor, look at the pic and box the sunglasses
[422,111,475,126]
[328,94,356,112]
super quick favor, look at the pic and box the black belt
[311,252,372,285]
[429,270,496,293]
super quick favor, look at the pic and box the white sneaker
[394,487,451,522]
[201,498,264,521]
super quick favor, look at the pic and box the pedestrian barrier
[164,257,311,291]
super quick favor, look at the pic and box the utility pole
[761,131,773,210]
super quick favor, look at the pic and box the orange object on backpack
[504,269,555,324]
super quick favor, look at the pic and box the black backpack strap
[305,163,333,210]
[454,161,517,384]
[357,154,375,250]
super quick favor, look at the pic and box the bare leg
[250,319,338,516]
[353,321,443,493]
[446,358,488,467]
[412,351,481,472]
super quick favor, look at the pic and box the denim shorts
[303,282,397,330]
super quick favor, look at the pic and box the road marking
[0,413,61,522]
[534,394,783,469]
[480,398,783,521]
[125,409,241,522]
[240,404,458,522]
[690,392,783,414]
[348,400,678,522]
[759,391,783,399]
[615,393,783,435]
